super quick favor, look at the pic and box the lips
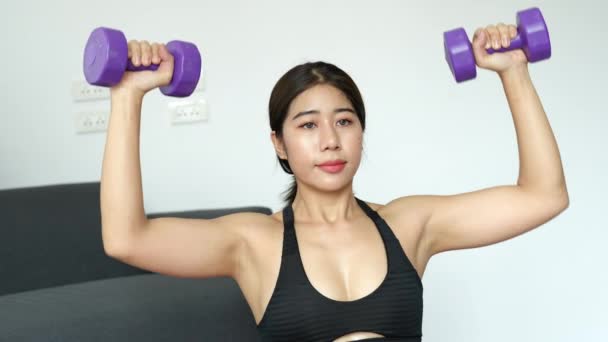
[318,160,346,167]
[317,160,346,173]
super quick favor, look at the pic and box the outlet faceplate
[74,110,109,133]
[168,99,208,125]
[71,80,110,102]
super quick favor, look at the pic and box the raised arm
[387,23,569,257]
[100,39,255,279]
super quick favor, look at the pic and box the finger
[472,29,489,64]
[158,44,174,63]
[128,40,141,66]
[509,25,517,39]
[140,40,152,66]
[473,28,487,49]
[156,44,174,84]
[483,28,491,50]
[151,43,161,64]
[496,23,510,48]
[486,25,501,50]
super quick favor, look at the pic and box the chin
[313,174,355,192]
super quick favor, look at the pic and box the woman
[101,22,569,342]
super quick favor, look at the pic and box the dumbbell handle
[486,32,523,54]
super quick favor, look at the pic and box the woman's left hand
[471,23,529,76]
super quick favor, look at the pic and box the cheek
[283,132,315,160]
[345,132,364,163]
[346,130,363,149]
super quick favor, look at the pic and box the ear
[270,131,288,159]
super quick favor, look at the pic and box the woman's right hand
[111,40,174,97]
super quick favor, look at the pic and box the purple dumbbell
[444,7,551,83]
[83,27,202,97]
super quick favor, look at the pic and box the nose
[320,123,340,151]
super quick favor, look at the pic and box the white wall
[1,0,606,340]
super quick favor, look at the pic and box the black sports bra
[257,198,423,341]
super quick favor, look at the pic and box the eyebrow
[291,108,355,121]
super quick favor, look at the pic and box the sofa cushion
[0,274,260,341]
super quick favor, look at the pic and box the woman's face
[272,84,363,193]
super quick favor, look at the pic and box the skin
[102,23,569,342]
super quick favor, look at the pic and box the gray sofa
[0,182,270,341]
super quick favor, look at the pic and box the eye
[337,119,352,126]
[300,122,316,129]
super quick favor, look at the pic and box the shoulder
[226,210,284,272]
[359,196,434,276]
[354,196,432,244]
[232,210,287,260]
[364,196,435,248]
[359,195,433,228]
[225,209,283,238]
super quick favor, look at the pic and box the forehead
[288,84,352,116]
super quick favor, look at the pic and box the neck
[290,182,361,225]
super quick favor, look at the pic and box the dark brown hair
[268,61,367,205]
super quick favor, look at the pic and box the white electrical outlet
[71,80,110,102]
[169,99,208,125]
[74,110,109,133]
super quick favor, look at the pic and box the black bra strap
[355,197,381,221]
